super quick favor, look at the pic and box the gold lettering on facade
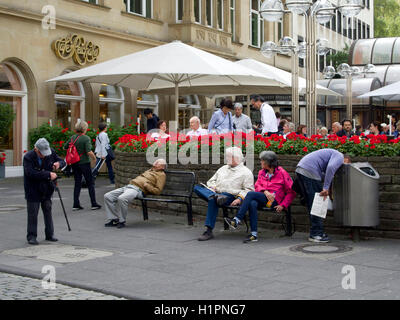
[52,34,100,66]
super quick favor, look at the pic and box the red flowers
[302,147,308,152]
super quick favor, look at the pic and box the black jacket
[23,149,66,202]
[337,130,354,138]
[146,114,159,132]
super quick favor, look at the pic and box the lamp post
[323,63,376,122]
[261,37,328,127]
[259,0,364,135]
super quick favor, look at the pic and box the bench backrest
[159,170,196,198]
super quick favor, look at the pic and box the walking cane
[53,177,72,232]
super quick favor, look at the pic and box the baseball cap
[35,138,52,157]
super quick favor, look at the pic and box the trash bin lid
[350,162,380,179]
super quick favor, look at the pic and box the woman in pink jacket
[225,151,296,243]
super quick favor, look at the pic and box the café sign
[52,34,100,66]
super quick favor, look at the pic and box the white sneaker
[308,235,330,243]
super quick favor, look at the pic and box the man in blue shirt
[208,99,234,134]
[295,149,351,243]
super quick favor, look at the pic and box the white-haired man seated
[103,159,167,229]
[193,147,254,241]
[186,116,208,138]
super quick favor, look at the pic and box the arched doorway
[0,62,28,167]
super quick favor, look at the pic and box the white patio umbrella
[47,41,288,122]
[236,59,341,96]
[358,80,400,101]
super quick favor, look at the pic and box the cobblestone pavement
[0,272,125,300]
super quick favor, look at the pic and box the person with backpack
[64,120,101,211]
[93,122,115,185]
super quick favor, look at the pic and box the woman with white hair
[225,151,296,243]
[193,147,254,241]
[186,116,208,137]
[64,120,101,211]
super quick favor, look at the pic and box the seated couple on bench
[194,147,296,243]
[103,159,167,228]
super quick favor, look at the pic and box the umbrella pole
[175,81,179,131]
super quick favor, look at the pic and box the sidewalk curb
[0,264,143,300]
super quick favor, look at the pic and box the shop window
[99,85,124,125]
[0,62,27,166]
[54,72,84,129]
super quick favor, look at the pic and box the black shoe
[28,238,39,245]
[45,237,58,242]
[243,234,258,243]
[198,230,214,241]
[215,195,229,206]
[224,217,239,230]
[117,222,125,229]
[73,205,84,211]
[105,219,119,227]
[91,204,102,210]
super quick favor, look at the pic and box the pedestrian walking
[23,138,65,245]
[208,99,234,134]
[252,95,278,136]
[93,122,115,185]
[64,120,102,211]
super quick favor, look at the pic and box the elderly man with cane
[23,138,66,245]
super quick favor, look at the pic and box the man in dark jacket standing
[23,138,66,245]
[144,108,159,133]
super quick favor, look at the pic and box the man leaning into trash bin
[295,148,351,243]
[23,138,66,245]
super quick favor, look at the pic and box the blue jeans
[193,185,235,230]
[93,157,115,184]
[297,173,324,237]
[235,191,277,233]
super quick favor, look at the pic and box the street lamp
[323,63,376,121]
[260,0,364,135]
[261,36,330,126]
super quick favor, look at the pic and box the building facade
[0,0,374,174]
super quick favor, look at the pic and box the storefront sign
[52,34,100,66]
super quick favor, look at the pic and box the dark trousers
[235,191,277,233]
[27,200,54,241]
[193,185,235,230]
[93,157,115,183]
[72,162,97,207]
[297,173,324,237]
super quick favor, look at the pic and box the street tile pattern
[0,272,125,300]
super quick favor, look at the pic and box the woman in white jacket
[93,123,115,185]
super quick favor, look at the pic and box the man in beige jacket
[194,147,254,241]
[103,159,167,228]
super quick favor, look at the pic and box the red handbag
[65,135,82,165]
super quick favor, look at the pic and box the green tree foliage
[374,0,400,38]
[0,104,15,138]
[326,44,350,70]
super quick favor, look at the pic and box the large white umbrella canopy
[236,59,341,97]
[47,40,288,122]
[358,80,400,101]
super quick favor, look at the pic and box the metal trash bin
[333,162,380,227]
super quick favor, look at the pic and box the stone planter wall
[115,150,400,239]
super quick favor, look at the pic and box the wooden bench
[138,170,196,225]
[219,174,296,236]
[221,205,295,236]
